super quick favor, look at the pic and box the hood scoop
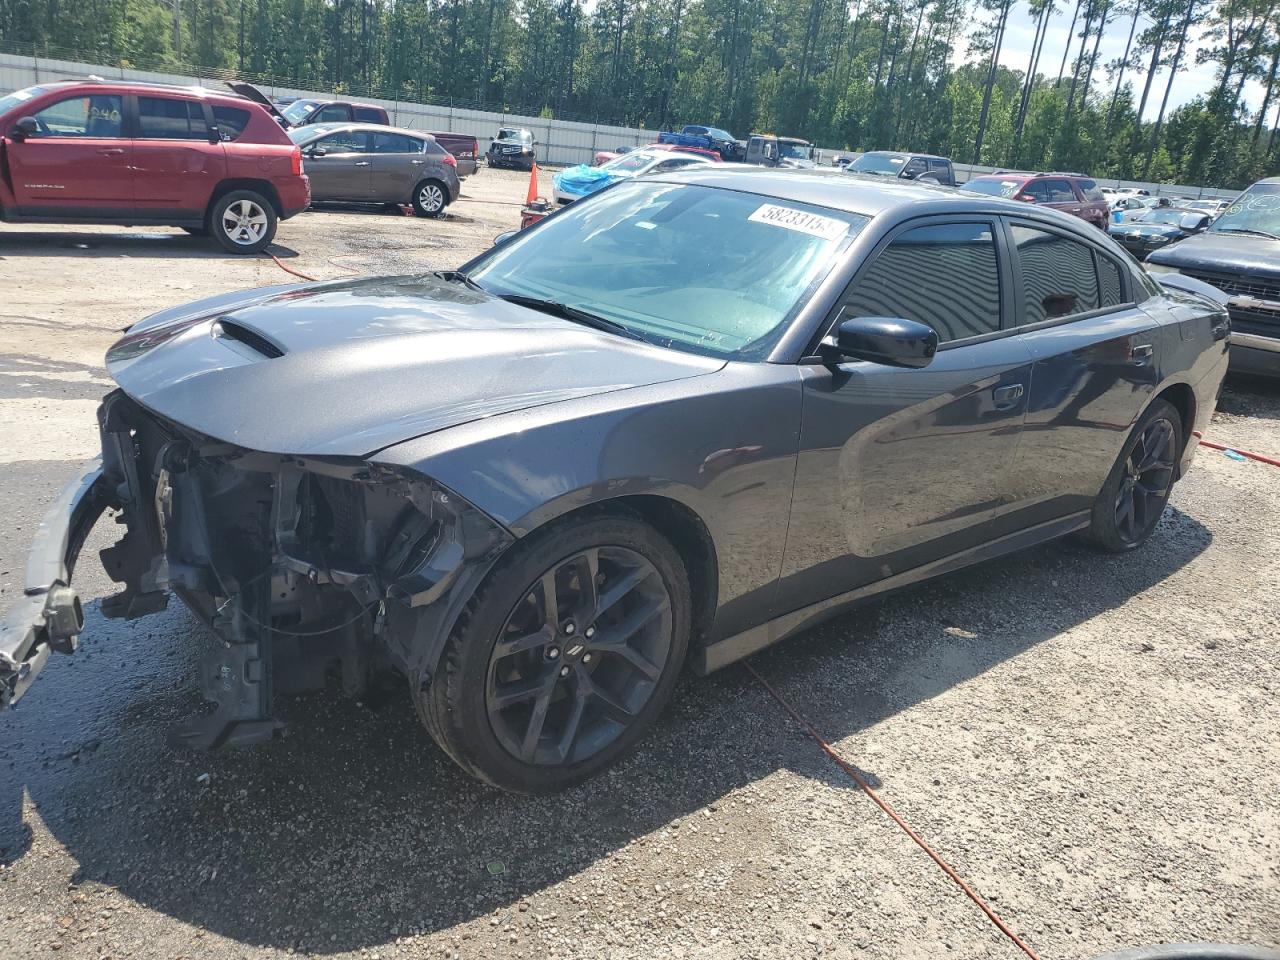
[212,318,285,360]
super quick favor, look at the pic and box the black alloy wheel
[417,514,690,794]
[1114,415,1177,545]
[485,546,672,766]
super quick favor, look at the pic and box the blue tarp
[554,164,623,198]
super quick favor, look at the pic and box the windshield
[467,181,867,360]
[0,85,45,115]
[960,177,1022,198]
[283,100,320,124]
[287,125,334,144]
[497,128,530,142]
[778,141,811,160]
[1208,182,1280,238]
[1138,209,1186,225]
[849,153,907,176]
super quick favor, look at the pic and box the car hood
[105,275,724,458]
[1146,230,1280,278]
[1110,223,1182,239]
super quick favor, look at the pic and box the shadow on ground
[0,498,1211,954]
[0,230,301,259]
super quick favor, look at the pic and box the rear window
[1079,179,1106,202]
[212,105,252,141]
[961,178,1023,198]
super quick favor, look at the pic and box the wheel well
[1154,382,1196,449]
[208,179,284,220]
[547,496,719,647]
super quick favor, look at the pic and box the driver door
[779,217,1034,612]
[302,129,371,201]
[7,92,132,214]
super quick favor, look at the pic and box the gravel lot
[0,168,1277,960]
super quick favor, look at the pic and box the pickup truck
[228,82,389,128]
[658,125,740,161]
[428,131,480,177]
[744,134,816,168]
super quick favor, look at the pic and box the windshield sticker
[748,204,847,241]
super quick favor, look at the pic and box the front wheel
[411,179,448,218]
[210,190,277,253]
[417,515,691,793]
[1085,399,1182,552]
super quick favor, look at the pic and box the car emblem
[566,643,586,658]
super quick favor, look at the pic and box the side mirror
[820,315,938,368]
[11,116,38,141]
[309,146,327,157]
[1015,192,1036,203]
[493,230,518,246]
[1179,212,1210,233]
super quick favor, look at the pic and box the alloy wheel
[1114,416,1176,544]
[418,183,445,213]
[485,546,673,766]
[220,199,268,246]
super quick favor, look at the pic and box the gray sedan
[289,123,461,217]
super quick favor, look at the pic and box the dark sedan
[1,170,1228,793]
[1108,207,1203,257]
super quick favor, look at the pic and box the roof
[36,78,245,103]
[651,166,1104,227]
[861,150,952,162]
[291,122,436,141]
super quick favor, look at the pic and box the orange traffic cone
[525,161,540,206]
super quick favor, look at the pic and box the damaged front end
[1,390,512,749]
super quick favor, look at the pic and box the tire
[411,179,448,218]
[417,514,691,794]
[181,225,209,236]
[1084,399,1182,552]
[210,189,277,254]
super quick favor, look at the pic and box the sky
[969,0,1275,124]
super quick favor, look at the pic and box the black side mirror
[309,146,327,158]
[820,315,938,368]
[493,230,518,246]
[1179,212,1210,233]
[11,116,38,141]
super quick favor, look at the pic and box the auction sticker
[748,203,847,240]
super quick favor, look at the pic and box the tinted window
[1021,180,1051,202]
[138,97,205,139]
[1098,253,1125,306]
[903,157,928,178]
[212,105,251,141]
[844,222,1002,343]
[314,104,350,123]
[312,130,368,154]
[1079,178,1106,202]
[1011,225,1099,324]
[372,132,421,154]
[353,106,384,122]
[32,94,124,138]
[1041,179,1076,203]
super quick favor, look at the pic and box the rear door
[302,129,371,200]
[369,131,426,201]
[1075,178,1109,227]
[6,91,132,215]
[1039,177,1084,219]
[1002,218,1164,524]
[780,216,1034,611]
[130,94,226,220]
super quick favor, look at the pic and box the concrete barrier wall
[0,51,1243,196]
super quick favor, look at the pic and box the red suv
[0,80,310,253]
[960,171,1110,229]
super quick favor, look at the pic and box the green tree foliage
[1,0,1277,186]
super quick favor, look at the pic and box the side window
[353,106,384,122]
[902,157,928,178]
[372,132,420,154]
[1097,252,1126,307]
[1021,180,1050,202]
[314,104,351,124]
[928,159,952,181]
[1079,179,1106,202]
[1011,224,1100,324]
[1041,179,1076,203]
[211,105,251,141]
[32,94,124,138]
[137,97,205,140]
[843,222,1002,343]
[313,130,368,154]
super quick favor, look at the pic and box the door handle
[1130,343,1154,364]
[97,147,125,156]
[992,383,1025,409]
[354,160,371,166]
[410,159,424,165]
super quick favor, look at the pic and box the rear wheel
[411,179,448,218]
[417,515,690,793]
[210,190,277,253]
[1085,399,1182,552]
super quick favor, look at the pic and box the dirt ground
[0,168,1277,960]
